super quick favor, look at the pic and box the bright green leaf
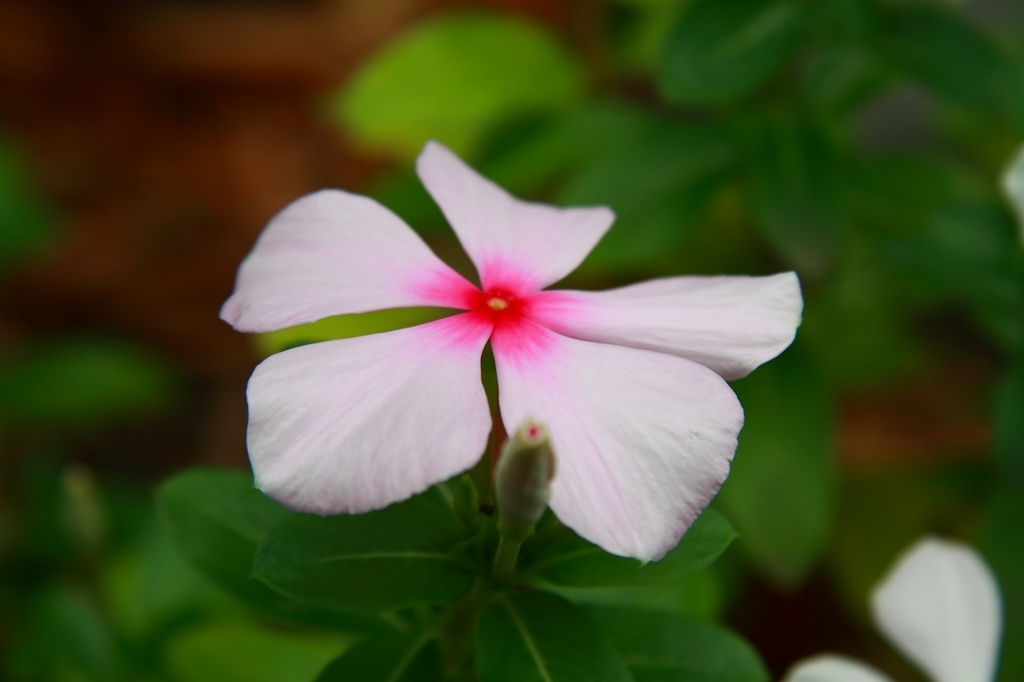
[316,632,443,682]
[476,592,633,682]
[660,0,806,106]
[254,308,452,356]
[589,606,769,682]
[337,12,585,160]
[717,347,837,586]
[0,337,178,428]
[520,509,734,588]
[164,621,351,682]
[254,489,475,613]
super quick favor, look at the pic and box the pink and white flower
[221,141,802,560]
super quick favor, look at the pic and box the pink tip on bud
[494,419,556,543]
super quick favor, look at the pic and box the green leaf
[164,621,352,682]
[716,347,837,586]
[0,135,55,266]
[589,606,769,682]
[983,484,1024,682]
[102,519,234,642]
[336,12,585,160]
[316,632,443,682]
[476,592,633,682]
[157,468,378,629]
[994,357,1024,478]
[253,308,452,356]
[660,0,806,106]
[878,5,1014,114]
[254,489,475,613]
[0,337,178,427]
[520,509,734,588]
[745,109,845,278]
[551,568,724,622]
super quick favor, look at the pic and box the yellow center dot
[487,297,509,311]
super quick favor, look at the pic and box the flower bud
[494,420,556,543]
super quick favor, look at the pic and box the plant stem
[492,536,522,584]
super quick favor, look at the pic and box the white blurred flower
[1002,143,1024,244]
[784,536,1003,682]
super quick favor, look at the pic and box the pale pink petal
[221,189,478,333]
[246,314,493,514]
[416,141,614,294]
[871,537,1002,682]
[784,655,895,682]
[491,319,743,560]
[527,272,802,380]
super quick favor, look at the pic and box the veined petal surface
[528,272,802,380]
[416,141,614,294]
[784,655,896,682]
[221,190,477,333]
[246,314,493,515]
[491,319,743,560]
[871,537,1002,682]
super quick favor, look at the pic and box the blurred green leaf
[660,0,806,106]
[589,606,769,682]
[102,520,232,643]
[520,509,734,588]
[878,5,1016,116]
[336,12,585,160]
[717,347,837,586]
[316,632,443,682]
[164,621,351,682]
[254,489,475,613]
[745,110,846,278]
[982,484,1024,682]
[994,356,1024,477]
[800,44,886,118]
[0,136,55,266]
[158,468,378,630]
[254,308,452,356]
[475,592,633,682]
[11,585,134,682]
[0,337,178,428]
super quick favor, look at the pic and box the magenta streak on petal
[489,314,560,374]
[421,311,496,354]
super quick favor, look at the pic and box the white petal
[246,314,493,514]
[528,272,803,380]
[1002,143,1024,243]
[221,189,478,333]
[783,655,896,682]
[491,319,743,560]
[871,536,1003,682]
[416,141,614,294]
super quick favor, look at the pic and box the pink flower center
[469,288,524,325]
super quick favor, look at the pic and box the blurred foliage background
[0,0,1022,680]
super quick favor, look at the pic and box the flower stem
[492,535,522,584]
